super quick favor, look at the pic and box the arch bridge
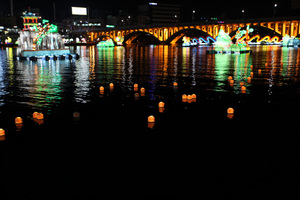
[87,17,300,45]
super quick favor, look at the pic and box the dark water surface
[0,45,298,198]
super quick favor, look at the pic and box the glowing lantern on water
[173,82,178,87]
[227,107,234,119]
[228,76,233,81]
[191,94,197,102]
[109,83,114,91]
[247,77,251,83]
[182,94,187,102]
[33,112,39,118]
[250,72,254,78]
[258,69,262,74]
[187,95,192,103]
[241,86,246,93]
[240,81,244,86]
[148,115,155,123]
[229,79,234,86]
[148,115,155,129]
[100,86,104,91]
[158,102,165,108]
[36,113,44,120]
[140,87,145,93]
[0,129,5,136]
[227,107,234,114]
[15,117,23,124]
[134,84,138,91]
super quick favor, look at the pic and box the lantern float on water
[109,83,114,91]
[15,117,23,124]
[247,77,251,83]
[158,102,165,113]
[148,115,155,129]
[182,94,187,102]
[15,117,23,131]
[227,107,234,119]
[134,84,138,91]
[0,128,5,136]
[140,87,145,97]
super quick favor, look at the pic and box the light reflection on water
[0,45,299,114]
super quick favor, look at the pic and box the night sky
[0,0,298,22]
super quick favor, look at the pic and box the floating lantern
[229,79,234,86]
[173,82,178,87]
[250,65,253,69]
[258,69,261,74]
[250,72,254,78]
[192,94,197,102]
[182,94,187,102]
[247,77,251,83]
[36,113,44,120]
[15,117,23,124]
[158,101,165,108]
[0,128,5,136]
[109,83,114,91]
[148,115,155,123]
[227,107,234,119]
[134,83,138,91]
[240,81,244,86]
[33,112,38,118]
[187,95,192,103]
[228,76,233,81]
[227,107,234,114]
[148,115,155,129]
[100,86,104,91]
[241,86,246,93]
[140,87,145,93]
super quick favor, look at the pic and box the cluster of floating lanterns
[1,66,266,137]
[0,111,44,140]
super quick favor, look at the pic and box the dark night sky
[0,0,298,22]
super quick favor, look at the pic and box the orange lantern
[158,101,165,108]
[148,115,155,123]
[247,77,251,83]
[182,94,187,102]
[227,107,234,114]
[15,117,23,124]
[36,113,44,120]
[0,128,5,136]
[33,112,39,118]
[173,82,178,87]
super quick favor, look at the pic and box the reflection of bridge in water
[87,17,300,45]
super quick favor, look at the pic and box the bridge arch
[165,28,213,45]
[123,31,160,45]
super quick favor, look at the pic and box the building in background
[138,2,182,25]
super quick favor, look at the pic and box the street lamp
[242,10,245,21]
[192,10,196,22]
[273,3,277,18]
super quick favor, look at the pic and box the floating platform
[16,49,79,61]
[21,49,70,57]
[206,49,252,54]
